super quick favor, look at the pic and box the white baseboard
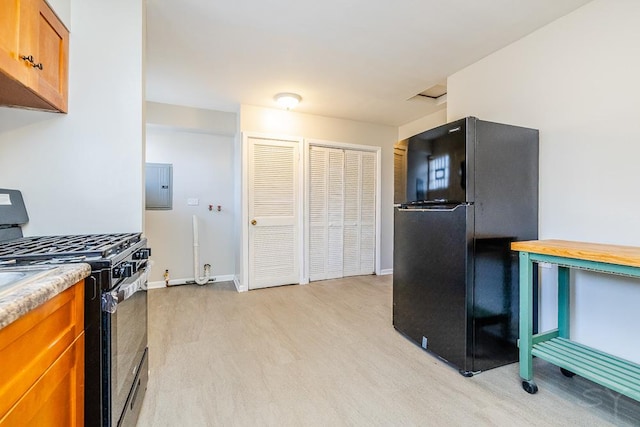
[379,268,393,276]
[233,275,248,292]
[147,274,235,290]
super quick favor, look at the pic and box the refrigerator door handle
[399,203,471,212]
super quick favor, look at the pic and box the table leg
[558,266,570,339]
[519,251,534,382]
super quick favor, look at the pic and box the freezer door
[393,205,472,371]
[404,122,468,204]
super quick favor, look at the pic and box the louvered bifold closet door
[309,146,344,281]
[343,150,376,277]
[248,137,300,289]
[359,151,376,274]
[394,144,407,204]
[309,147,327,280]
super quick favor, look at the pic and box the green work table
[511,239,640,400]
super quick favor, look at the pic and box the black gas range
[0,232,143,269]
[0,190,150,427]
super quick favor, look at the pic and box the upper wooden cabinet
[0,0,69,112]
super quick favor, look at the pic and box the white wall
[147,102,236,135]
[144,102,237,284]
[46,0,70,28]
[398,107,447,141]
[447,0,640,362]
[237,105,397,290]
[0,0,144,236]
[233,122,243,290]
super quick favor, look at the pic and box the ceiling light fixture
[274,92,302,110]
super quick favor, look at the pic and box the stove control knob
[133,248,151,260]
[113,263,134,278]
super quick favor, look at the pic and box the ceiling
[145,0,592,127]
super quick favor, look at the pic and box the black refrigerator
[393,116,538,376]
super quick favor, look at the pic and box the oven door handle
[102,266,149,313]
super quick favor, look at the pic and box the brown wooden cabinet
[0,0,69,112]
[0,280,84,426]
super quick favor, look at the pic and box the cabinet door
[32,0,69,112]
[0,281,84,420]
[0,0,68,112]
[0,334,84,426]
[0,0,32,86]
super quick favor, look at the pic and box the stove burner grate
[0,233,142,261]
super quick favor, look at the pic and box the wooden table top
[511,239,640,268]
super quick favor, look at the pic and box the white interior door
[248,136,300,289]
[309,146,344,281]
[343,150,376,277]
[394,142,408,204]
[309,145,376,280]
[357,151,377,275]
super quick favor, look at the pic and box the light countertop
[0,264,91,330]
[511,239,640,268]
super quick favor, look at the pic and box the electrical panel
[145,163,173,210]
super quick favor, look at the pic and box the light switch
[187,198,199,206]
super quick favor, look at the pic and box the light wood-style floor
[137,275,640,426]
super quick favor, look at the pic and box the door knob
[251,219,257,225]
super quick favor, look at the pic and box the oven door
[103,264,148,427]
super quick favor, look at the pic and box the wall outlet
[187,198,199,206]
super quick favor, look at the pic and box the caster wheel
[560,368,576,378]
[522,380,538,394]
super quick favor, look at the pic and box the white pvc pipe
[192,215,211,285]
